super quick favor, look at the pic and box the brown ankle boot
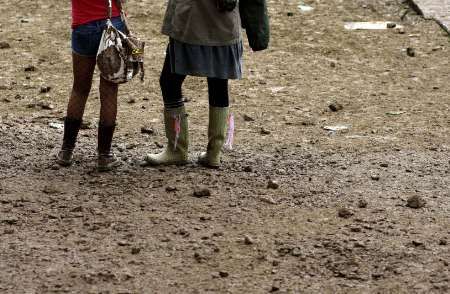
[56,117,82,167]
[97,123,120,172]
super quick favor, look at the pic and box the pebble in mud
[3,228,15,235]
[0,41,11,49]
[39,86,51,93]
[243,114,255,122]
[411,240,425,247]
[131,247,141,255]
[338,208,354,219]
[193,252,204,263]
[70,206,83,213]
[291,247,302,257]
[260,127,271,135]
[24,65,36,72]
[406,47,416,57]
[243,235,255,245]
[270,284,280,292]
[243,166,253,172]
[260,196,277,205]
[37,101,54,110]
[141,126,155,135]
[2,218,18,226]
[81,120,95,130]
[387,22,396,29]
[117,240,130,246]
[165,185,177,192]
[193,186,211,198]
[42,185,60,195]
[406,195,426,209]
[267,180,280,189]
[329,102,343,112]
[357,199,368,208]
[350,226,362,232]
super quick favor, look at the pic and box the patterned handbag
[97,0,145,84]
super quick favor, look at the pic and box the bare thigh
[66,53,97,119]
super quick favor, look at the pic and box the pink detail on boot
[224,113,235,150]
[173,114,181,150]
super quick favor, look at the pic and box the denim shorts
[71,17,125,57]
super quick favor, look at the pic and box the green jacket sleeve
[239,0,270,51]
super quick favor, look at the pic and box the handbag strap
[106,0,131,35]
[107,0,124,19]
[118,0,132,35]
[107,0,113,19]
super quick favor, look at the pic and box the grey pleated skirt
[168,38,243,80]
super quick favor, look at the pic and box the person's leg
[160,49,186,109]
[97,76,120,171]
[57,53,96,166]
[143,50,189,166]
[198,78,230,168]
[99,76,118,126]
[207,78,229,108]
[66,53,97,119]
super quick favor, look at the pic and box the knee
[208,78,229,107]
[72,81,92,98]
[160,72,183,99]
[159,72,171,93]
[208,78,228,92]
[100,77,118,94]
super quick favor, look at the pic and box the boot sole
[197,159,220,169]
[141,159,188,167]
[56,160,73,167]
[97,161,121,172]
[55,154,73,167]
[97,165,119,172]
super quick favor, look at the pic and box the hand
[217,0,237,12]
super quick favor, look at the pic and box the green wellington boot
[143,106,189,166]
[198,106,229,168]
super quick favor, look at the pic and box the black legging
[159,48,230,109]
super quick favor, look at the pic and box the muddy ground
[0,0,449,293]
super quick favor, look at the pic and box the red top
[72,0,121,28]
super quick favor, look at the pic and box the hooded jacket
[162,0,242,46]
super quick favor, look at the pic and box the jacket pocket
[213,8,241,41]
[171,0,193,35]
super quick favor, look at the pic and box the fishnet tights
[66,53,118,126]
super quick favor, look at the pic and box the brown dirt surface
[0,0,449,293]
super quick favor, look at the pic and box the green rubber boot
[143,106,189,166]
[198,106,229,168]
